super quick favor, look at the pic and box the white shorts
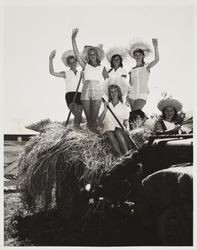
[81,80,103,101]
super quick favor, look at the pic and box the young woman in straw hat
[105,47,130,103]
[98,78,129,156]
[154,97,182,134]
[71,28,109,132]
[106,47,128,79]
[49,49,82,128]
[127,38,159,111]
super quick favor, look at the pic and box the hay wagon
[18,123,193,245]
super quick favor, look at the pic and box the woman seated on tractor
[154,97,183,135]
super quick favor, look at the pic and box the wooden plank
[4,160,19,175]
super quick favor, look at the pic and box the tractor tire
[157,204,192,246]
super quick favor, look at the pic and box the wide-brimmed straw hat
[157,97,183,112]
[81,44,105,62]
[127,39,152,58]
[102,77,128,96]
[106,46,127,62]
[61,50,77,67]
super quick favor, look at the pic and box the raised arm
[154,120,181,135]
[147,38,159,71]
[49,50,66,78]
[71,28,86,70]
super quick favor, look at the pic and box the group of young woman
[49,28,184,156]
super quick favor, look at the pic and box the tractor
[85,133,193,246]
[56,133,193,246]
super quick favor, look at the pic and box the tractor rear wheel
[157,204,192,246]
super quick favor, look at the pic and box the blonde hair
[108,84,123,103]
[87,48,101,65]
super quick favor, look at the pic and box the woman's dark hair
[129,109,146,122]
[162,107,178,122]
[66,55,76,66]
[133,49,145,64]
[133,49,144,56]
[108,84,123,103]
[87,48,101,65]
[129,109,146,130]
[110,54,123,68]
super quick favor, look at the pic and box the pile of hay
[18,119,156,213]
[129,118,155,148]
[18,123,119,212]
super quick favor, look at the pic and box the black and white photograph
[1,0,196,247]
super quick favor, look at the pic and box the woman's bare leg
[132,99,146,110]
[81,100,91,128]
[90,100,102,131]
[68,103,82,128]
[127,98,135,111]
[114,128,129,154]
[105,131,122,156]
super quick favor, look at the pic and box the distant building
[4,122,39,178]
[4,121,39,141]
[4,133,38,142]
